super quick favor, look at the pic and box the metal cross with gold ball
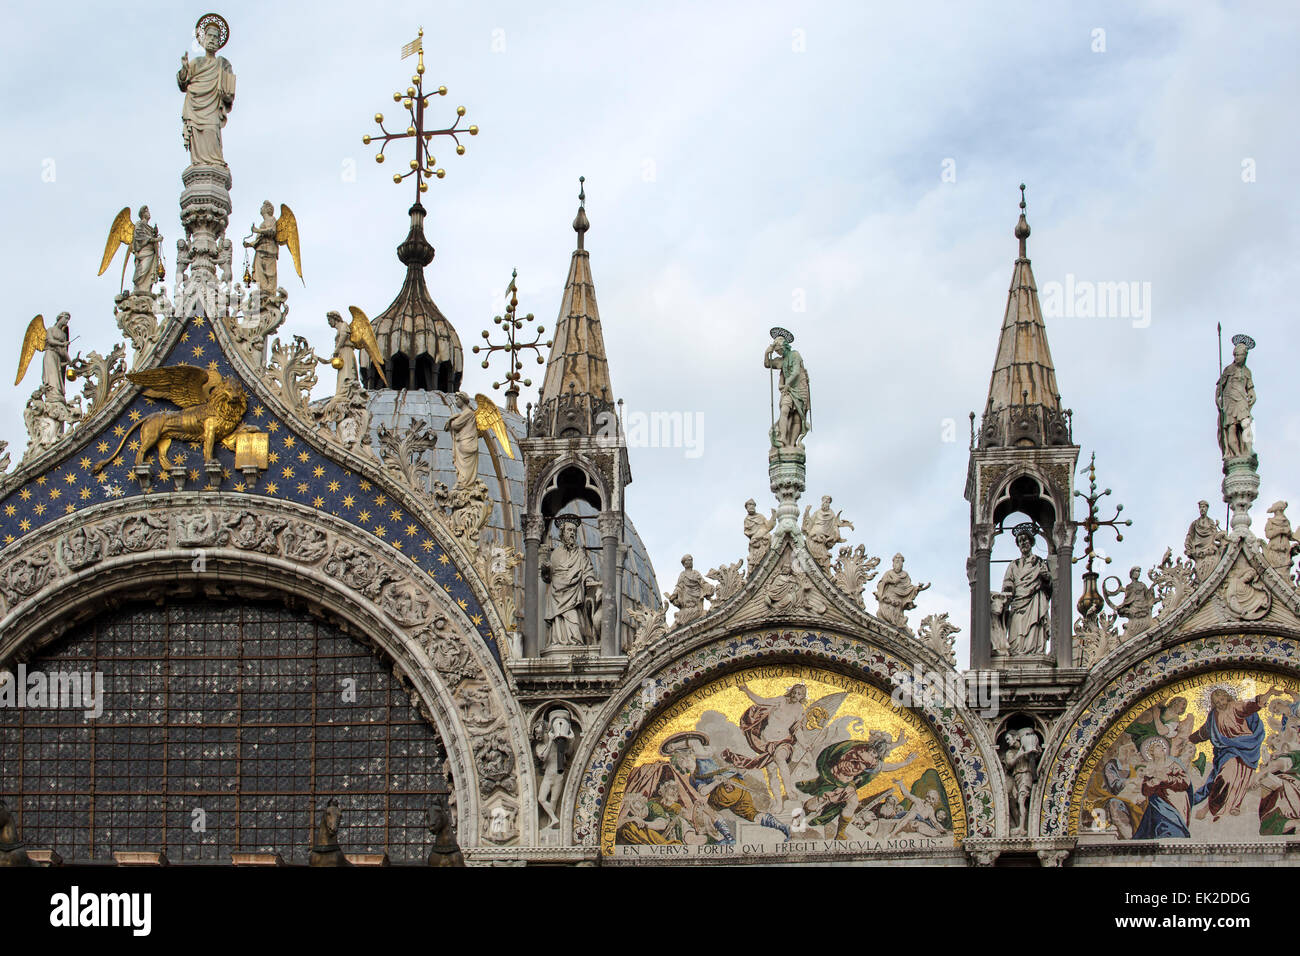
[362,28,478,200]
[473,270,551,414]
[1071,452,1132,618]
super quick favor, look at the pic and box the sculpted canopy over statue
[541,516,602,648]
[1216,336,1256,460]
[765,327,810,452]
[999,527,1053,656]
[178,14,236,167]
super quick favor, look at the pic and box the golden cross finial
[473,269,552,413]
[362,29,478,199]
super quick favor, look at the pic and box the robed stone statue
[178,15,236,168]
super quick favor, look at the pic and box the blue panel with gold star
[0,313,501,668]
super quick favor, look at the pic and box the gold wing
[474,393,515,460]
[14,315,45,386]
[126,365,222,408]
[98,207,134,279]
[276,203,303,283]
[347,306,387,386]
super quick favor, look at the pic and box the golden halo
[195,13,230,50]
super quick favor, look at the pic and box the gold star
[2,535,12,545]
[33,503,46,516]
[374,526,386,538]
[357,509,371,523]
[389,509,402,522]
[208,360,219,371]
[128,410,142,422]
[112,457,124,468]
[283,436,295,449]
[193,316,205,328]
[359,479,372,492]
[234,481,246,492]
[454,572,462,581]
[297,482,308,494]
[96,441,109,453]
[328,480,341,493]
[49,488,61,500]
[78,487,90,500]
[313,496,324,508]
[266,421,280,433]
[181,330,190,343]
[393,541,403,550]
[36,476,46,486]
[421,539,434,552]
[128,440,140,451]
[342,494,355,508]
[113,425,125,437]
[268,451,279,464]
[438,553,450,565]
[281,466,294,479]
[471,614,483,626]
[64,472,77,485]
[298,451,309,463]
[406,524,418,537]
[191,345,205,358]
[3,505,13,516]
[253,406,265,418]
[264,481,279,495]
[64,504,75,514]
[208,331,216,342]
[457,599,468,610]
[374,493,387,507]
[78,457,91,471]
[313,466,325,478]
[18,519,30,532]
[189,469,200,482]
[19,488,31,501]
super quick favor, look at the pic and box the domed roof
[363,390,661,646]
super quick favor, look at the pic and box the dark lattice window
[0,601,442,863]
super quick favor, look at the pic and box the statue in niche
[1216,335,1256,460]
[743,498,776,572]
[998,525,1052,656]
[541,515,602,649]
[1184,500,1228,581]
[668,554,714,627]
[1001,727,1041,835]
[764,326,810,452]
[534,708,576,830]
[178,14,236,168]
[874,553,929,633]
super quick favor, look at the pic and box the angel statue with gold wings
[98,206,164,295]
[15,313,72,402]
[447,392,515,492]
[243,201,302,297]
[319,307,387,397]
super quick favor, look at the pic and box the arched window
[0,600,444,863]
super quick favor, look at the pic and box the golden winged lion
[92,365,259,473]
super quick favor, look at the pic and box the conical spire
[362,202,464,392]
[978,185,1070,448]
[533,178,615,438]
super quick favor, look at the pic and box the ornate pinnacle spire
[976,184,1070,448]
[533,179,615,438]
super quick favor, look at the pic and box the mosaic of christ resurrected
[601,664,965,856]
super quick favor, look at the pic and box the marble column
[969,526,993,669]
[598,511,621,657]
[1052,521,1076,668]
[522,514,544,658]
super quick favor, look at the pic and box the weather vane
[473,269,551,413]
[1071,452,1131,617]
[362,27,478,200]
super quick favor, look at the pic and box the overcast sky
[2,1,1297,666]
